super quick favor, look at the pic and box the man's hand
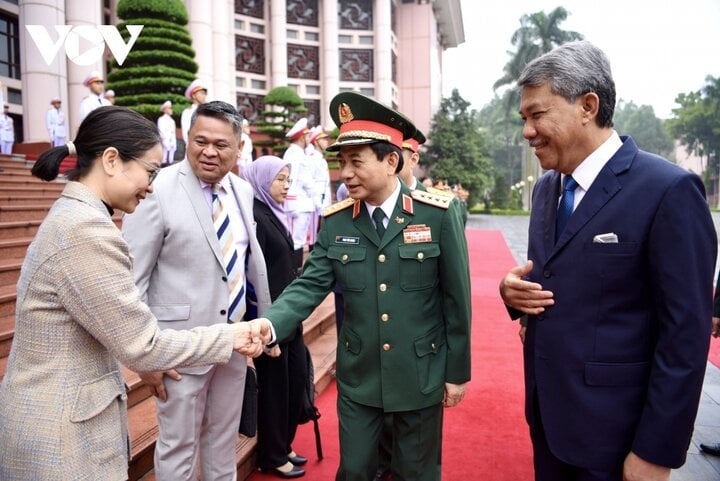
[249,318,274,345]
[623,451,670,481]
[443,382,467,408]
[264,344,282,358]
[712,316,720,337]
[138,370,181,402]
[499,260,554,315]
[232,322,263,357]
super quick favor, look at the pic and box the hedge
[117,0,188,24]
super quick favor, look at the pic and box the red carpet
[248,229,533,480]
[709,337,720,368]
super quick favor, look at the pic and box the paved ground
[467,213,720,481]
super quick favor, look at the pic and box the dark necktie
[555,175,578,242]
[372,208,386,240]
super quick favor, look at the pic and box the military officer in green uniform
[256,91,472,481]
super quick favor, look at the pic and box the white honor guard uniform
[305,126,332,245]
[45,97,67,147]
[0,104,13,154]
[283,118,315,250]
[157,100,177,165]
[181,79,208,148]
[79,71,111,122]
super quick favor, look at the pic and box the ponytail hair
[32,106,161,181]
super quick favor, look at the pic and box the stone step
[0,159,33,170]
[0,237,32,259]
[0,204,53,222]
[0,285,15,318]
[0,167,32,176]
[0,314,13,360]
[0,185,65,196]
[0,195,59,205]
[0,256,22,288]
[0,177,59,189]
[0,220,42,240]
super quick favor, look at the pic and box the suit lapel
[259,201,294,250]
[380,186,414,249]
[541,172,561,259]
[551,138,635,255]
[354,202,381,246]
[178,162,225,267]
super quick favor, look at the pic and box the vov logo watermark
[26,25,143,66]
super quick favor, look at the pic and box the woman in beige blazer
[0,107,270,481]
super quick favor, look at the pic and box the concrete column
[210,1,233,103]
[321,0,339,128]
[19,0,69,142]
[63,0,104,136]
[270,0,288,87]
[186,0,214,97]
[374,0,392,105]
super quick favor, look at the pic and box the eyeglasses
[274,176,293,185]
[135,159,161,184]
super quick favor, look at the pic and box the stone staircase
[0,154,338,480]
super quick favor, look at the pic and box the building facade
[4,0,463,148]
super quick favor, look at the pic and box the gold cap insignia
[339,103,354,123]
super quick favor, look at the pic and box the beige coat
[0,182,238,481]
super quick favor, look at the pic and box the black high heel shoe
[266,464,305,478]
[288,453,308,466]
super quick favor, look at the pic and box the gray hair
[190,101,244,138]
[518,40,615,128]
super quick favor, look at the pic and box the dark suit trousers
[254,327,307,469]
[336,393,442,481]
[531,392,622,481]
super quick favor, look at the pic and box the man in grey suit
[122,101,272,481]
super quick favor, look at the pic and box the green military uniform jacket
[265,182,472,412]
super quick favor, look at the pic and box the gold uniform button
[417,252,424,260]
[381,313,389,322]
[382,343,391,351]
[378,254,386,262]
[341,254,349,261]
[379,283,387,292]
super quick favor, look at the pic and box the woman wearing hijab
[241,156,309,478]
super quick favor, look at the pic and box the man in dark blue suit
[500,41,717,481]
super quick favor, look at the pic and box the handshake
[231,318,279,358]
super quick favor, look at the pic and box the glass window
[236,77,246,87]
[359,36,373,45]
[306,85,320,95]
[250,23,265,34]
[287,30,298,39]
[305,31,319,41]
[360,88,375,96]
[235,19,244,30]
[339,35,352,44]
[0,13,20,79]
[251,79,266,89]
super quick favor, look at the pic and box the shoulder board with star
[323,197,355,217]
[411,189,452,209]
[425,186,455,197]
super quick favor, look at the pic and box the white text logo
[26,25,143,66]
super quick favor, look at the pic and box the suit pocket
[70,371,128,467]
[337,327,363,388]
[414,324,446,394]
[584,361,649,387]
[398,243,440,291]
[150,304,191,321]
[328,245,367,292]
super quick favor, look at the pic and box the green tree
[668,76,720,197]
[614,100,674,160]
[487,8,583,209]
[422,89,492,207]
[253,86,308,156]
[108,0,197,120]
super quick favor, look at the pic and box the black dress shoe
[288,453,308,466]
[700,442,720,456]
[269,465,305,478]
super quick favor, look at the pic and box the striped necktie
[212,185,244,322]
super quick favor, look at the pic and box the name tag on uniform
[335,235,360,245]
[403,224,432,243]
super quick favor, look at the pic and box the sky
[442,0,720,119]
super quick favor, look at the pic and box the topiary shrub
[108,0,196,122]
